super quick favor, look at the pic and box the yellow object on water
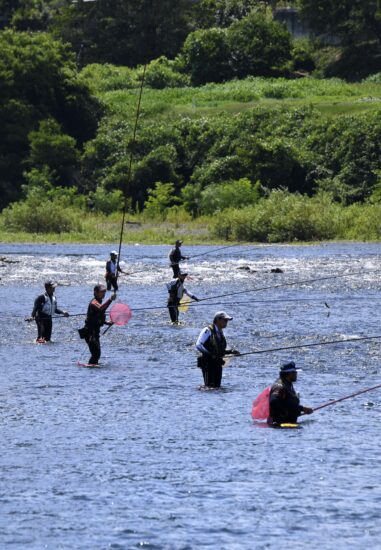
[179,294,192,313]
[279,423,299,429]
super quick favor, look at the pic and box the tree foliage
[299,0,381,46]
[0,29,100,208]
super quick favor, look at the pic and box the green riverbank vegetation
[1,1,381,244]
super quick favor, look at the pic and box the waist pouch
[78,326,89,339]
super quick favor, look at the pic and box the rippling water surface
[1,242,381,549]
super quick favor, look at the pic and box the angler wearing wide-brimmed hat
[105,250,128,292]
[196,312,240,388]
[269,361,313,424]
[30,280,69,343]
[168,239,188,278]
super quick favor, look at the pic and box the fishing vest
[169,247,181,265]
[203,324,227,358]
[167,279,183,301]
[270,378,300,407]
[106,259,117,276]
[41,294,57,317]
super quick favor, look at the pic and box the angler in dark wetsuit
[196,311,240,388]
[105,250,128,291]
[269,362,313,424]
[168,240,188,278]
[166,272,199,324]
[83,284,116,365]
[31,280,69,342]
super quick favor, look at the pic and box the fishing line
[10,294,375,321]
[188,243,242,260]
[227,334,381,358]
[198,268,381,303]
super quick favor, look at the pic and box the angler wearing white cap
[105,250,128,291]
[29,280,69,343]
[196,312,240,388]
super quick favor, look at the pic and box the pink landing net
[251,386,271,421]
[109,303,132,326]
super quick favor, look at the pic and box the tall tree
[298,0,381,46]
[0,30,99,208]
[52,0,198,66]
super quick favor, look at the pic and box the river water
[1,242,381,549]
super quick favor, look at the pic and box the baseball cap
[175,240,183,245]
[110,250,118,256]
[279,361,301,374]
[214,311,233,321]
[44,280,56,288]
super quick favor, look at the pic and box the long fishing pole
[116,64,147,280]
[198,268,381,303]
[226,334,381,357]
[313,383,381,412]
[188,243,242,260]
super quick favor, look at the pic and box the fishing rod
[198,268,381,303]
[116,63,147,280]
[187,243,242,260]
[14,294,373,321]
[226,334,381,357]
[313,383,381,412]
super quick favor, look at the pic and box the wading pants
[36,317,53,341]
[85,334,101,365]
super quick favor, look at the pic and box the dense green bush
[2,184,82,234]
[89,187,124,215]
[27,119,80,187]
[82,102,381,210]
[200,178,261,214]
[142,57,190,89]
[227,13,292,78]
[180,13,292,84]
[80,64,138,92]
[181,27,231,85]
[143,182,179,220]
[211,190,381,242]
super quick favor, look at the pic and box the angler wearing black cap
[269,362,313,424]
[166,272,199,324]
[168,240,189,278]
[79,284,116,365]
[196,312,240,388]
[30,281,69,342]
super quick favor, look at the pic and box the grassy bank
[0,213,215,245]
[1,191,381,244]
[84,71,381,121]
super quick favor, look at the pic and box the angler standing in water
[80,284,116,366]
[196,312,240,388]
[105,250,128,291]
[30,281,69,342]
[168,240,188,278]
[166,272,199,324]
[269,362,313,425]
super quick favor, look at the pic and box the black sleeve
[32,295,45,317]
